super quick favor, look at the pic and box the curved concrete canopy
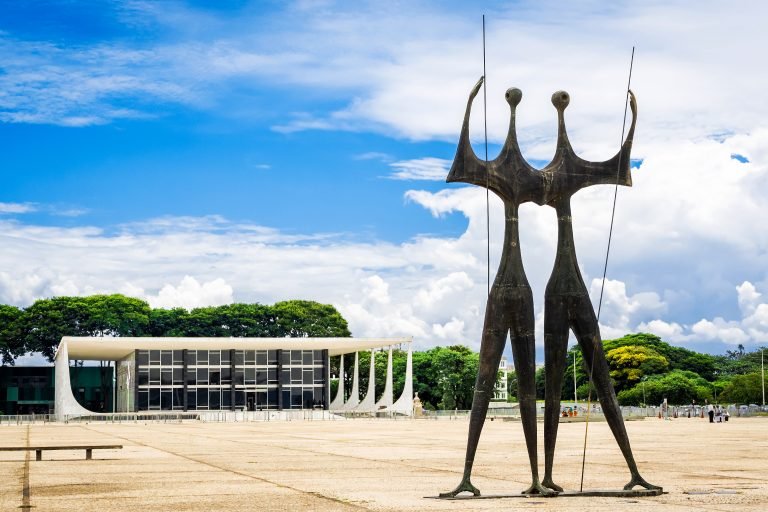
[57,336,412,361]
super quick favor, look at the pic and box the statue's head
[551,90,570,111]
[505,88,522,107]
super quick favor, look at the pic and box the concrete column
[391,343,413,416]
[375,347,393,410]
[329,354,345,410]
[343,352,360,410]
[356,350,377,412]
[54,340,95,421]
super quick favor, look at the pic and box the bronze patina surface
[440,79,660,498]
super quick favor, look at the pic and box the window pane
[197,368,208,385]
[173,388,184,408]
[268,350,278,364]
[138,390,148,410]
[209,390,220,409]
[186,391,196,410]
[149,388,160,407]
[303,370,313,385]
[291,351,302,364]
[256,370,267,385]
[313,350,324,364]
[314,367,324,384]
[173,368,183,385]
[137,351,149,366]
[161,351,172,366]
[234,370,244,385]
[314,387,325,408]
[234,351,244,365]
[280,351,290,366]
[161,369,172,386]
[149,350,160,364]
[303,389,314,409]
[303,351,313,365]
[221,367,231,383]
[268,368,277,383]
[173,351,184,364]
[161,391,173,410]
[186,369,196,385]
[197,351,208,365]
[235,390,246,407]
[186,350,197,366]
[280,369,290,385]
[282,390,290,408]
[256,351,267,366]
[197,390,208,407]
[221,350,231,364]
[267,388,278,407]
[150,368,160,385]
[222,390,231,408]
[210,351,221,365]
[210,371,220,385]
[291,368,302,383]
[291,388,302,407]
[245,368,255,385]
[245,350,255,364]
[138,371,149,386]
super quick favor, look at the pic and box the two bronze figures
[441,78,660,497]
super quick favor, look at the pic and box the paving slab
[1,416,766,511]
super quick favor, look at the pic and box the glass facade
[135,349,327,412]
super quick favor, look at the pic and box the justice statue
[441,78,660,497]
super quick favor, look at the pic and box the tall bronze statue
[441,80,660,497]
[539,89,659,492]
[440,77,552,497]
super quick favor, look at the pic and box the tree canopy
[1,294,351,363]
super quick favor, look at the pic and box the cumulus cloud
[145,276,234,310]
[0,202,37,214]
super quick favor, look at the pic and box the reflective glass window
[197,368,208,385]
[186,351,196,366]
[161,351,172,365]
[210,371,220,385]
[161,369,172,386]
[137,351,149,366]
[210,351,220,365]
[256,351,267,366]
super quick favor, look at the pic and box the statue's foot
[522,481,559,497]
[439,479,481,498]
[541,477,564,493]
[623,475,662,491]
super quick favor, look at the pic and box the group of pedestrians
[706,402,729,423]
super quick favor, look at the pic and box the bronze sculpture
[441,79,660,497]
[440,77,552,497]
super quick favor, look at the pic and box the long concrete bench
[0,445,123,461]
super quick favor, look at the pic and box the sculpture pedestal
[428,488,664,500]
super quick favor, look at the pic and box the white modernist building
[55,336,413,421]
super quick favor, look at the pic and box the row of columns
[329,344,413,415]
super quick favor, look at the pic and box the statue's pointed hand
[628,89,637,116]
[470,76,484,100]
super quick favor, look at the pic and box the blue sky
[2,1,768,361]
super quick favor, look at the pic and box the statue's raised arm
[573,89,637,188]
[446,77,498,191]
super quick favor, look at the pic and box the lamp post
[573,351,578,409]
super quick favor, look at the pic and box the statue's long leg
[510,292,556,496]
[542,296,569,492]
[572,297,661,491]
[439,292,508,498]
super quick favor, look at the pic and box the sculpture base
[428,488,664,500]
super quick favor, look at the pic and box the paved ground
[1,416,766,511]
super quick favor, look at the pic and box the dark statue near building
[441,79,660,497]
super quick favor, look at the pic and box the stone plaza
[1,416,767,511]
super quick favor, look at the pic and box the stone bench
[0,445,123,461]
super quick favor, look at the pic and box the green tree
[433,345,479,410]
[616,370,713,406]
[0,305,25,365]
[271,300,350,337]
[719,373,763,404]
[605,345,669,392]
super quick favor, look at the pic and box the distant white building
[493,356,509,401]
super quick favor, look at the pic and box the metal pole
[762,348,765,407]
[573,351,578,408]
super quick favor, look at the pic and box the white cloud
[0,202,37,214]
[388,157,451,181]
[147,276,234,310]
